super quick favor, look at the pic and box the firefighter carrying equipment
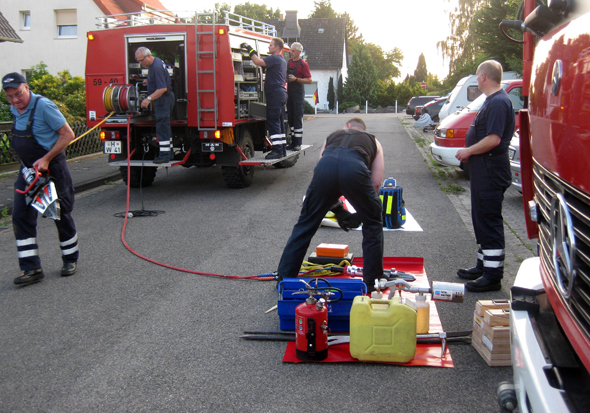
[379,178,406,229]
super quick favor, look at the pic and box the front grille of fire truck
[534,162,590,341]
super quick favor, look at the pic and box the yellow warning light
[88,34,95,41]
[218,29,225,35]
[100,131,106,140]
[215,130,221,139]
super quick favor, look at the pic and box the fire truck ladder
[195,12,218,131]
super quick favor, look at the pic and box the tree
[327,76,335,111]
[233,2,281,20]
[414,53,428,82]
[341,11,363,53]
[438,0,522,78]
[308,0,338,18]
[365,43,403,81]
[344,42,378,106]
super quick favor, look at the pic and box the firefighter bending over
[275,118,385,290]
[241,38,287,159]
[136,47,175,164]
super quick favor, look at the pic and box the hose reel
[102,84,139,113]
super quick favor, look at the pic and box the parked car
[438,72,519,121]
[429,79,524,171]
[421,97,447,122]
[406,95,440,116]
[508,130,521,192]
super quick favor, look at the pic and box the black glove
[331,202,362,231]
[240,43,257,57]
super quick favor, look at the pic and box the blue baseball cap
[2,72,27,89]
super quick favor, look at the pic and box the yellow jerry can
[349,295,417,362]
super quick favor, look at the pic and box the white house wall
[1,0,102,78]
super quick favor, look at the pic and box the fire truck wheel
[119,166,157,188]
[222,131,255,188]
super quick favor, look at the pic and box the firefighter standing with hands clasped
[241,38,288,159]
[286,42,312,151]
[2,73,79,286]
[455,60,514,292]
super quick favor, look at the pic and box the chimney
[282,10,300,38]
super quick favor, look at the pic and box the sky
[160,0,457,81]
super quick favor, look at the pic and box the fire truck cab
[496,1,590,411]
[85,11,305,188]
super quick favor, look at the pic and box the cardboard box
[484,308,510,327]
[316,243,349,258]
[475,299,510,317]
[472,300,512,367]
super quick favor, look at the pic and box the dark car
[421,97,447,122]
[406,96,440,116]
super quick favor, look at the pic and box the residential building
[268,11,348,112]
[0,0,168,79]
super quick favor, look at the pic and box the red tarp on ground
[282,257,455,368]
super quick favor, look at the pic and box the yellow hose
[69,111,116,145]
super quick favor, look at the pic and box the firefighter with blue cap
[2,72,79,286]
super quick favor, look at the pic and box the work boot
[14,269,44,286]
[457,266,484,280]
[61,261,77,277]
[465,276,501,292]
[265,146,284,160]
[153,154,172,164]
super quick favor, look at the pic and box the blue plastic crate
[277,278,367,331]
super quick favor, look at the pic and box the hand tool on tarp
[241,330,472,357]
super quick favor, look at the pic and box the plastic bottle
[415,293,430,334]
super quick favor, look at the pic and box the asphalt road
[0,114,519,412]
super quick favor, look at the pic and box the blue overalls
[11,96,79,271]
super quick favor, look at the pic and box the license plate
[508,149,515,160]
[104,141,121,154]
[202,142,223,152]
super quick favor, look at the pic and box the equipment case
[277,278,367,331]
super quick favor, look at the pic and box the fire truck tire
[119,166,157,188]
[222,131,255,188]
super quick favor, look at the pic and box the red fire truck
[85,11,306,188]
[497,1,590,411]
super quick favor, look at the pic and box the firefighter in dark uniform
[2,73,79,286]
[286,42,312,151]
[275,118,385,290]
[455,60,514,292]
[136,47,175,164]
[241,38,287,159]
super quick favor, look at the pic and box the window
[304,82,317,96]
[467,85,483,102]
[508,87,525,111]
[21,11,31,30]
[55,9,77,38]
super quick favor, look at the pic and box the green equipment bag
[379,178,406,229]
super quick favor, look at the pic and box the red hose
[119,116,261,280]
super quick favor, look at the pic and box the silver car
[508,130,521,192]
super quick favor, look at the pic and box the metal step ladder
[195,12,218,130]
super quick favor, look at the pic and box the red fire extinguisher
[293,279,336,361]
[295,296,329,361]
